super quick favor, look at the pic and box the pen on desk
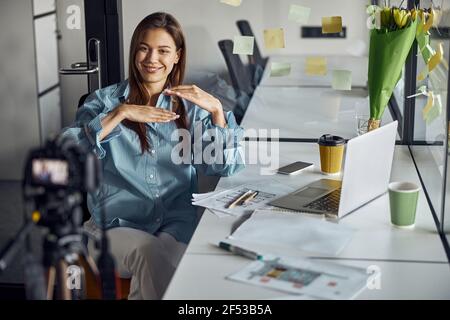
[218,241,263,260]
[242,191,259,204]
[227,190,253,209]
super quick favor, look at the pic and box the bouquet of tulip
[366,3,418,131]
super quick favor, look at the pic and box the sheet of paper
[233,36,254,55]
[228,210,354,256]
[205,208,231,218]
[192,188,227,201]
[220,0,242,7]
[263,28,285,49]
[305,56,327,76]
[322,16,343,34]
[288,4,311,24]
[270,62,291,77]
[332,70,352,91]
[227,255,368,300]
[192,181,295,217]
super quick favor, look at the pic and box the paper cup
[388,182,420,228]
[318,135,345,174]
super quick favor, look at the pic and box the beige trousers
[84,218,187,300]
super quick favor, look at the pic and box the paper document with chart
[192,180,295,216]
[227,255,368,300]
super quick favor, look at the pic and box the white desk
[186,142,447,263]
[260,55,368,88]
[165,255,450,300]
[164,141,450,299]
[241,86,393,140]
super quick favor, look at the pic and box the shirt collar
[113,80,171,107]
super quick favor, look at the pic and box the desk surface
[241,86,393,140]
[260,55,368,88]
[186,142,447,263]
[165,255,450,299]
[165,141,449,299]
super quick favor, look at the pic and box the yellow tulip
[411,9,417,21]
[380,7,391,28]
[394,8,410,28]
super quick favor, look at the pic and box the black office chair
[218,39,254,123]
[236,19,268,83]
[75,93,92,223]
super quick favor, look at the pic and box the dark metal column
[84,0,123,88]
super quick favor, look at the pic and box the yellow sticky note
[425,94,442,124]
[322,16,343,34]
[418,42,443,81]
[305,57,327,76]
[220,0,242,7]
[263,28,285,49]
[270,62,291,77]
[332,70,352,91]
[428,42,443,72]
[233,36,254,55]
[422,91,434,120]
[288,5,311,24]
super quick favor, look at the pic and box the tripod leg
[23,254,46,300]
[56,260,71,300]
[46,266,56,300]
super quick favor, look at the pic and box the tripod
[0,204,117,300]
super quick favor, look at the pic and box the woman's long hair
[125,12,187,154]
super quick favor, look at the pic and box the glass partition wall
[406,0,450,252]
[365,0,450,253]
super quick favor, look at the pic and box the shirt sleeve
[191,107,245,177]
[59,91,122,159]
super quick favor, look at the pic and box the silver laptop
[270,121,398,218]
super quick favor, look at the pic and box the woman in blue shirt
[62,12,244,299]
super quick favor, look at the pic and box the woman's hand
[118,103,179,123]
[99,104,178,142]
[163,85,227,127]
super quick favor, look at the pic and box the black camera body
[22,136,100,231]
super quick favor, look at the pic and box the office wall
[121,0,369,77]
[0,1,40,180]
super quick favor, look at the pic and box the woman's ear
[174,49,181,64]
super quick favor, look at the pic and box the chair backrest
[78,93,90,109]
[236,20,267,69]
[218,39,254,97]
[77,92,93,223]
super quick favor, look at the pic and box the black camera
[24,136,100,193]
[1,135,119,300]
[22,136,101,228]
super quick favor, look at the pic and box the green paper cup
[388,182,420,228]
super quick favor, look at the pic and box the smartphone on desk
[277,161,313,175]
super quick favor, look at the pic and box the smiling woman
[60,12,245,300]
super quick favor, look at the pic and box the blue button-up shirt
[61,80,245,243]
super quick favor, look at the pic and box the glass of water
[355,98,370,136]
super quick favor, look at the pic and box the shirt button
[155,193,160,198]
[150,174,154,179]
[151,149,156,154]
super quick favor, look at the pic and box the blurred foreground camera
[0,136,118,300]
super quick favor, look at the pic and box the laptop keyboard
[304,188,341,212]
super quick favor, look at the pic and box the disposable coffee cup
[318,135,345,175]
[388,182,420,228]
